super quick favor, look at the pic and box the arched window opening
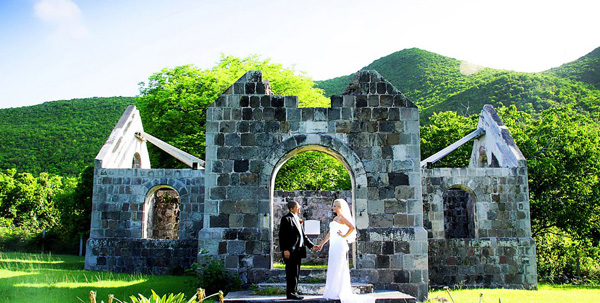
[132,152,142,168]
[143,187,181,239]
[271,149,354,269]
[443,187,475,239]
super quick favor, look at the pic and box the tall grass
[0,252,196,303]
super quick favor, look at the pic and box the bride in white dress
[315,199,374,303]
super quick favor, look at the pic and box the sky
[1,0,599,109]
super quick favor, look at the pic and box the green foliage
[0,169,66,231]
[128,290,198,303]
[137,55,329,168]
[251,285,287,296]
[419,111,479,167]
[520,107,600,241]
[188,256,241,295]
[53,165,94,253]
[535,228,600,284]
[274,151,351,190]
[0,97,133,177]
[0,167,92,254]
[545,46,600,89]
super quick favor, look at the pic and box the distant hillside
[0,97,134,176]
[544,46,600,89]
[317,47,600,121]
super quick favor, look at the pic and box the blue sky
[1,0,599,109]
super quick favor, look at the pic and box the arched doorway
[270,145,356,270]
[143,186,181,239]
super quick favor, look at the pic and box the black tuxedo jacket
[279,212,314,260]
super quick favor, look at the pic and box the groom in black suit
[279,201,315,300]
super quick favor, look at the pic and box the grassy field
[0,252,197,303]
[428,284,600,303]
[2,252,600,303]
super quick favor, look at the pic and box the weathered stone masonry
[85,71,538,301]
[86,168,204,274]
[422,105,537,289]
[198,70,428,300]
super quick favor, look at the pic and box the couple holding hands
[279,199,371,303]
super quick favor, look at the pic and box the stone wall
[422,166,537,289]
[422,167,531,239]
[86,238,197,275]
[85,168,204,273]
[428,238,537,289]
[199,70,428,300]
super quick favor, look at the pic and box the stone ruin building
[85,70,537,301]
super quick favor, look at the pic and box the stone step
[224,290,416,303]
[255,282,374,295]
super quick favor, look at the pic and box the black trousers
[285,256,301,296]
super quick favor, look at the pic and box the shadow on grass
[0,253,197,303]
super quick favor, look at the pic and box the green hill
[0,97,134,177]
[544,46,600,89]
[317,47,600,121]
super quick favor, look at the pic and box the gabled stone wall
[85,70,537,300]
[199,70,429,300]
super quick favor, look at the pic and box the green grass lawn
[3,252,600,303]
[0,252,197,303]
[428,284,600,303]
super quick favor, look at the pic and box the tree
[55,165,93,240]
[519,107,600,241]
[275,151,351,191]
[0,169,66,231]
[137,55,329,168]
[420,111,479,167]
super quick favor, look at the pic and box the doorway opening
[143,186,181,239]
[270,147,354,270]
[443,187,475,239]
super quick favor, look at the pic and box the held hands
[312,244,322,252]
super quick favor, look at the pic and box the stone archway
[263,136,368,269]
[200,70,429,300]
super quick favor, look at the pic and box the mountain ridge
[316,46,600,121]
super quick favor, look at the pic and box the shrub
[536,228,600,284]
[188,254,242,295]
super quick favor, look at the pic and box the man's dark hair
[287,201,299,210]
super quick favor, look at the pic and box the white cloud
[34,0,88,39]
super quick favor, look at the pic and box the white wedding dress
[322,221,374,303]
